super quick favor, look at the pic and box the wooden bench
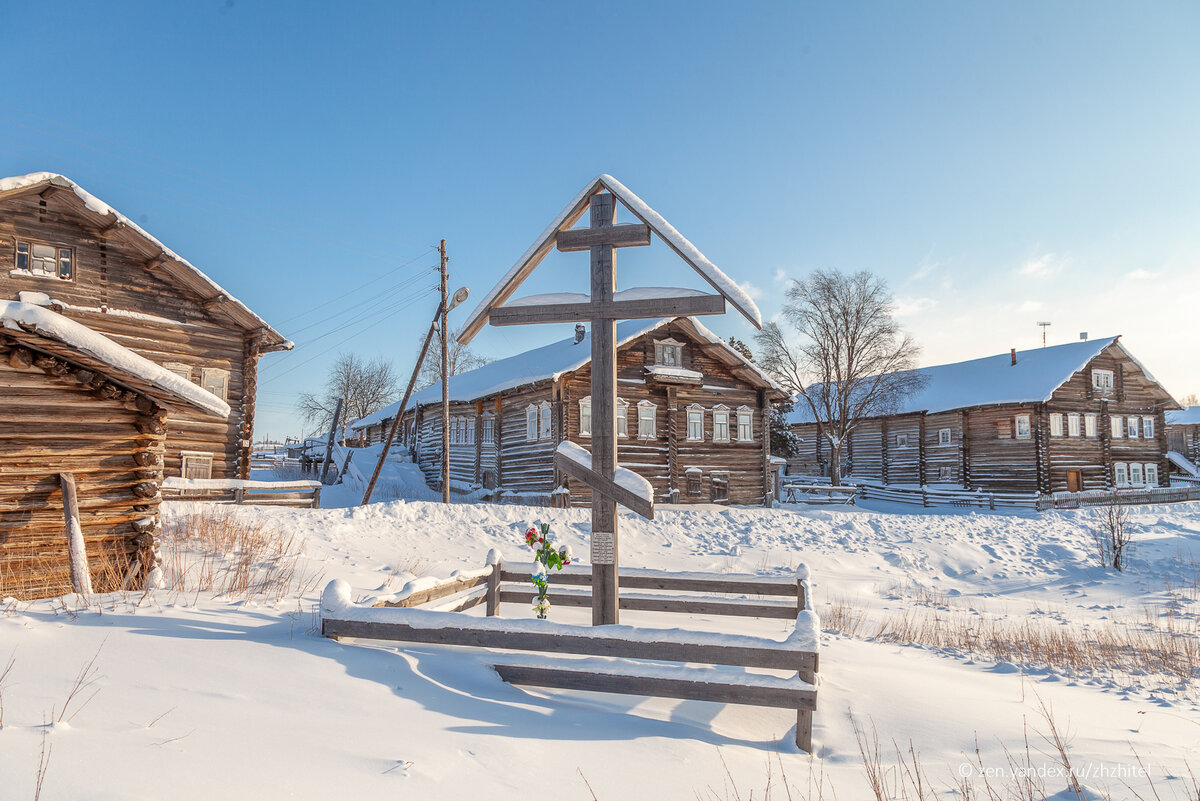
[321,559,821,750]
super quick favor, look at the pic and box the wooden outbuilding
[0,301,230,598]
[786,336,1180,494]
[1166,406,1200,478]
[351,316,787,506]
[0,172,290,483]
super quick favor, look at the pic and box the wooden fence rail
[321,557,820,750]
[161,478,322,509]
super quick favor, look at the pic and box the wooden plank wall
[0,348,164,598]
[1,193,252,480]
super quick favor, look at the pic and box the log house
[351,317,787,506]
[786,337,1181,494]
[1165,406,1200,477]
[0,173,290,483]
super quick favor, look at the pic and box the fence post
[988,494,995,511]
[60,472,93,598]
[795,563,809,612]
[486,549,502,616]
[312,485,322,509]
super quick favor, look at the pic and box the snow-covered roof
[785,336,1163,424]
[1,301,230,418]
[457,174,762,344]
[351,317,783,431]
[0,173,291,352]
[1167,406,1200,426]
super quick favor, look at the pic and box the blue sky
[2,1,1197,438]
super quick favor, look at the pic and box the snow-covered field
[3,486,1199,799]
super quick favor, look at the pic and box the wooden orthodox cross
[457,175,762,625]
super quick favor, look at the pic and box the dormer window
[654,338,685,368]
[15,240,74,280]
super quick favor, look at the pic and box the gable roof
[1,301,230,418]
[457,174,762,344]
[350,317,784,432]
[0,172,291,352]
[785,336,1178,424]
[1167,406,1200,426]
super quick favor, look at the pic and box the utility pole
[439,239,450,504]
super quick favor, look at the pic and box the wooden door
[1066,469,1082,493]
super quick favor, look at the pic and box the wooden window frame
[578,396,592,437]
[1127,416,1139,439]
[895,432,910,448]
[180,450,214,480]
[201,367,229,401]
[1084,414,1098,438]
[1110,416,1124,439]
[686,468,702,495]
[1014,414,1032,440]
[938,466,953,481]
[736,406,753,442]
[1092,369,1115,393]
[1067,413,1081,437]
[712,405,731,443]
[637,400,657,439]
[1142,416,1155,439]
[165,362,192,382]
[482,415,495,444]
[14,239,75,281]
[616,398,629,438]
[685,404,704,441]
[1145,462,1159,486]
[526,405,538,442]
[538,401,552,440]
[1113,462,1128,486]
[937,427,952,446]
[1130,462,1144,485]
[710,471,730,502]
[653,338,685,368]
[1049,414,1063,437]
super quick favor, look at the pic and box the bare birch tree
[298,353,400,440]
[755,270,925,484]
[417,325,490,389]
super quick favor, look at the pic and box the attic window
[654,338,684,368]
[201,368,229,401]
[1092,369,1114,393]
[15,240,73,280]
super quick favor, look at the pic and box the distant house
[1166,406,1200,478]
[785,337,1180,494]
[351,317,787,506]
[0,173,291,481]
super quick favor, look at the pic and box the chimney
[1011,348,1017,366]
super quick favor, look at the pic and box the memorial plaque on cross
[457,175,763,625]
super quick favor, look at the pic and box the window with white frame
[638,401,656,439]
[686,404,704,441]
[164,362,192,381]
[1092,369,1114,393]
[712,405,730,442]
[465,418,475,445]
[482,416,495,444]
[15,240,73,280]
[180,451,214,480]
[616,398,629,437]
[526,405,538,441]
[1114,462,1128,486]
[1110,416,1123,438]
[938,466,953,480]
[1145,463,1159,486]
[578,396,592,437]
[938,428,952,446]
[1142,416,1155,439]
[539,401,552,440]
[736,406,753,441]
[1015,414,1031,440]
[1049,414,1063,437]
[1067,413,1081,437]
[1130,462,1144,485]
[1085,414,1098,437]
[654,338,684,368]
[895,432,909,448]
[1127,417,1139,439]
[200,368,229,401]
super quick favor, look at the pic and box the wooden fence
[1042,486,1200,509]
[161,478,322,508]
[321,558,820,750]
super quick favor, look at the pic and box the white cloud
[1017,253,1065,279]
[893,296,937,317]
[1017,300,1044,313]
[1126,268,1158,280]
[773,268,789,285]
[737,280,763,301]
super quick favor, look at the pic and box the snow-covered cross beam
[458,174,762,626]
[555,442,654,521]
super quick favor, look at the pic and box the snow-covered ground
[3,481,1199,799]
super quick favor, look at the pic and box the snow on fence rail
[161,477,322,508]
[1044,486,1200,509]
[320,556,820,750]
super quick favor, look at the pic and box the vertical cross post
[589,193,619,625]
